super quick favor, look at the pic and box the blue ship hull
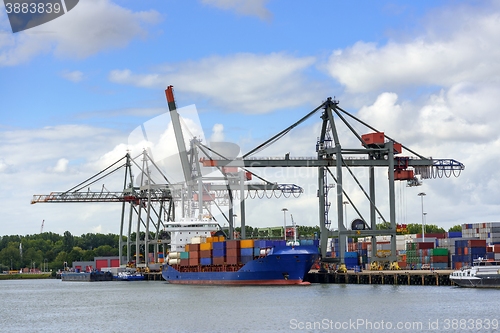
[162,246,319,285]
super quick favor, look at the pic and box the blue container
[212,242,226,250]
[313,239,320,247]
[470,247,487,255]
[253,247,261,256]
[345,252,358,258]
[241,255,253,264]
[240,248,253,257]
[253,240,264,248]
[431,263,448,270]
[200,258,212,266]
[213,248,226,258]
[276,240,287,247]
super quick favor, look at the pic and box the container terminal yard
[31,86,498,286]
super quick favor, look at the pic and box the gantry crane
[32,152,176,267]
[199,97,465,264]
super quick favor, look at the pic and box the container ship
[161,219,319,285]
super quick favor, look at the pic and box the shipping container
[200,242,213,251]
[200,258,212,266]
[240,239,254,248]
[240,248,253,257]
[226,256,238,265]
[200,250,212,258]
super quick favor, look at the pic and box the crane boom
[165,86,193,187]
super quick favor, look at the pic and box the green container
[431,248,448,256]
[180,252,189,259]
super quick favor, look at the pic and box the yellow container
[218,236,225,242]
[200,242,213,251]
[185,244,190,252]
[240,239,254,248]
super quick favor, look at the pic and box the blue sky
[1,0,500,236]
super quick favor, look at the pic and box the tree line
[0,231,121,272]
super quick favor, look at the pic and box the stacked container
[226,240,240,265]
[240,239,254,264]
[212,241,226,265]
[462,222,500,244]
[430,248,449,269]
[344,252,359,269]
[452,239,487,269]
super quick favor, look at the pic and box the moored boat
[450,258,500,288]
[116,271,145,281]
[61,271,113,282]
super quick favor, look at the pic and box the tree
[63,231,74,252]
[448,225,462,232]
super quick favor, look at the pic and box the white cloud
[61,70,84,82]
[109,53,321,113]
[327,3,500,94]
[210,124,224,142]
[201,0,272,20]
[0,0,161,65]
[52,158,69,173]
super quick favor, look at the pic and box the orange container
[200,242,213,251]
[240,239,254,248]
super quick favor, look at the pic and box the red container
[189,244,200,251]
[189,251,199,259]
[226,240,241,249]
[213,256,225,265]
[180,259,189,266]
[468,239,486,248]
[200,250,212,258]
[226,256,238,265]
[431,255,448,263]
[188,258,199,266]
[227,248,239,257]
[417,242,434,250]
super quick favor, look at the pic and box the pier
[305,270,455,286]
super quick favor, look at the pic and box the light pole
[233,214,238,238]
[282,208,288,240]
[10,257,13,271]
[343,201,349,228]
[418,192,426,242]
[44,259,48,272]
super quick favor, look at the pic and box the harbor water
[0,279,498,332]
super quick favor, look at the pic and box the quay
[305,270,455,286]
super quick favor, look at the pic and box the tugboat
[450,258,500,288]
